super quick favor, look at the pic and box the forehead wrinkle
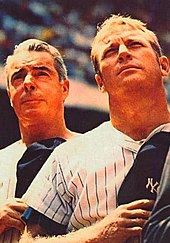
[7,52,56,82]
[32,66,54,75]
[94,29,152,59]
[10,54,55,71]
[102,30,149,45]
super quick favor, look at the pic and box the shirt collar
[107,121,143,153]
[108,122,170,153]
[145,123,170,143]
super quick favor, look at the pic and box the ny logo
[146,178,160,193]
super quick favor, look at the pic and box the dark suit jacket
[142,148,170,243]
[118,132,170,205]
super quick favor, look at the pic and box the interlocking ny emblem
[146,178,160,193]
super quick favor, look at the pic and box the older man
[0,39,78,242]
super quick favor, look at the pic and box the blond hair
[91,14,162,74]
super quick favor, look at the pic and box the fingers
[0,214,25,234]
[3,199,28,213]
[117,217,147,228]
[96,199,155,243]
[119,226,142,239]
[100,219,144,243]
[6,202,27,213]
[115,199,154,225]
[0,199,27,234]
[120,208,151,219]
[126,199,154,210]
[4,216,25,233]
[4,205,25,221]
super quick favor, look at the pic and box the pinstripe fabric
[0,141,26,243]
[23,122,170,233]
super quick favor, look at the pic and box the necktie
[15,137,66,198]
[118,132,170,205]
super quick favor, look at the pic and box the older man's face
[7,50,68,124]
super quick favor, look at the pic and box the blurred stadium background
[0,0,169,148]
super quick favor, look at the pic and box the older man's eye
[129,41,143,47]
[36,71,49,77]
[14,74,23,80]
[11,74,24,85]
[39,71,47,76]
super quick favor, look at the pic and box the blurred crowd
[0,0,169,97]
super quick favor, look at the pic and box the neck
[19,118,75,147]
[109,89,170,140]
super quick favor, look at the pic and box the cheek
[141,50,159,66]
[47,89,63,104]
[8,88,21,107]
[100,65,117,89]
[100,58,117,75]
[145,56,161,76]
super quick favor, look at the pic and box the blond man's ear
[159,56,169,77]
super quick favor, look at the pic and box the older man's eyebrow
[10,66,54,82]
[11,68,25,80]
[32,66,53,73]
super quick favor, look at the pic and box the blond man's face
[93,25,166,97]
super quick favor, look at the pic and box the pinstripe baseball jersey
[0,140,26,243]
[23,121,170,232]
